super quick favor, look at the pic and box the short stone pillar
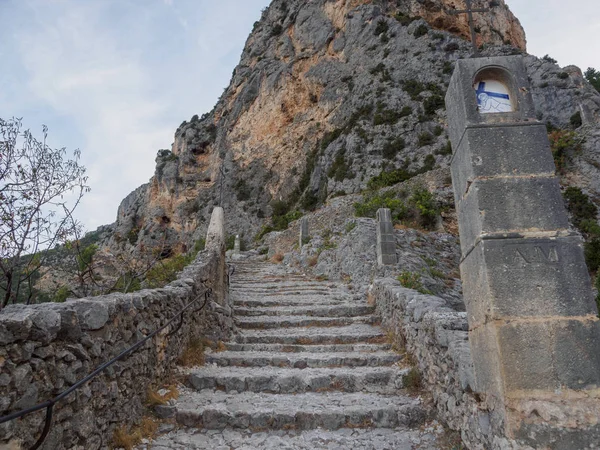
[447,56,600,447]
[299,217,309,247]
[376,208,396,266]
[233,234,241,255]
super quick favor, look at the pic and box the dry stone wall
[371,278,535,450]
[0,229,232,449]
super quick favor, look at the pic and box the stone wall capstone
[0,208,233,450]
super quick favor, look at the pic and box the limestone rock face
[406,0,526,51]
[103,0,599,255]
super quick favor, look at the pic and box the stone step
[159,390,427,431]
[234,324,386,345]
[230,281,326,288]
[232,289,343,297]
[205,351,401,368]
[188,366,408,394]
[236,314,379,329]
[233,297,350,308]
[234,304,375,317]
[225,343,392,353]
[138,426,441,449]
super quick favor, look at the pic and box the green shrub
[235,179,251,201]
[53,286,70,303]
[382,137,406,160]
[563,187,598,228]
[585,238,600,272]
[444,42,460,52]
[542,54,557,64]
[368,167,414,190]
[422,154,435,171]
[397,272,430,294]
[585,67,600,92]
[145,253,194,289]
[77,244,98,272]
[409,186,439,229]
[354,191,407,221]
[549,129,580,173]
[399,106,413,118]
[442,61,454,74]
[374,109,402,126]
[345,221,357,233]
[557,72,569,80]
[394,11,415,26]
[580,219,600,237]
[402,79,426,100]
[370,63,392,82]
[413,24,428,38]
[328,148,354,181]
[225,235,236,251]
[436,140,452,156]
[417,132,434,147]
[374,20,389,36]
[423,95,445,117]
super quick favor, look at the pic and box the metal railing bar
[30,405,52,450]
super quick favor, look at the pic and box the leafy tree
[585,68,600,92]
[0,118,89,308]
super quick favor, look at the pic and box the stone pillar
[376,208,396,266]
[233,234,241,255]
[299,217,309,247]
[446,56,600,447]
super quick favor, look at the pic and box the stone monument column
[376,208,397,266]
[299,217,309,247]
[446,56,600,447]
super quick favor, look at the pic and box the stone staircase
[141,260,442,449]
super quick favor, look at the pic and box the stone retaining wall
[371,278,521,450]
[0,211,232,449]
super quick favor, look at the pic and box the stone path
[138,261,443,449]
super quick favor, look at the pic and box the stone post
[233,234,241,255]
[446,56,600,447]
[205,207,227,305]
[299,217,309,247]
[376,208,396,266]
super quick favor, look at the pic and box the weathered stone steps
[234,304,375,317]
[138,260,438,449]
[236,314,379,329]
[164,390,426,431]
[189,366,408,394]
[205,350,402,368]
[140,426,439,449]
[235,324,385,345]
[225,342,392,353]
[233,297,349,307]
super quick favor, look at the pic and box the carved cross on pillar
[447,0,489,56]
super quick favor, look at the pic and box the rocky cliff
[106,0,600,256]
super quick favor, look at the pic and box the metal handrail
[0,284,213,450]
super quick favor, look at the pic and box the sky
[0,0,598,232]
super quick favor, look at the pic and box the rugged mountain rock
[107,0,600,257]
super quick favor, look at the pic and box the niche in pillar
[473,68,515,114]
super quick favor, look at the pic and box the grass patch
[397,271,431,294]
[179,338,208,367]
[112,417,159,450]
[403,367,422,393]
